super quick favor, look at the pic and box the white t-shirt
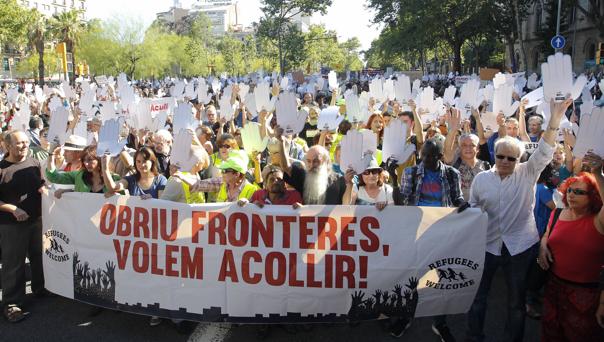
[353,183,394,205]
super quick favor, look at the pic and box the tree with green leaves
[257,0,333,75]
[184,13,217,75]
[218,35,246,76]
[28,10,52,85]
[51,9,86,84]
[339,37,364,72]
[367,0,490,72]
[0,0,31,47]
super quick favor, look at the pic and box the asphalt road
[0,268,540,342]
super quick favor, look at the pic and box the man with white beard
[275,127,346,205]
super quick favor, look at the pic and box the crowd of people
[0,65,603,342]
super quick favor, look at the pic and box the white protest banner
[42,193,487,323]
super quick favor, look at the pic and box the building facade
[18,0,87,18]
[509,0,603,73]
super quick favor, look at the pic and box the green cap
[218,150,249,174]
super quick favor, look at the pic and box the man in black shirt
[0,130,46,322]
[276,128,345,205]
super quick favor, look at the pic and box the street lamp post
[555,0,562,52]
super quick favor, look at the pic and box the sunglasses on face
[219,145,232,149]
[223,168,237,174]
[566,188,590,195]
[362,169,381,176]
[496,155,517,162]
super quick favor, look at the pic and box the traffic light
[596,43,604,65]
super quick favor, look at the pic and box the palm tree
[51,9,85,84]
[28,10,50,85]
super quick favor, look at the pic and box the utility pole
[555,0,562,52]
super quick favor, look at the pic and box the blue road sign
[551,35,566,50]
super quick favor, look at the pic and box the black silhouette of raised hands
[373,289,382,302]
[104,261,116,280]
[403,289,412,301]
[102,275,110,290]
[382,291,389,303]
[351,291,365,307]
[73,252,79,269]
[393,284,402,297]
[406,277,418,290]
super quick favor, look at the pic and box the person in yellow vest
[160,146,210,204]
[206,134,239,202]
[178,150,259,203]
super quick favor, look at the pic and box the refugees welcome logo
[425,257,479,290]
[44,229,70,262]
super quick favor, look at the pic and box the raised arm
[444,108,461,165]
[275,127,292,176]
[542,98,573,147]
[342,168,356,205]
[408,99,424,145]
[517,99,531,142]
[471,107,487,145]
[497,112,507,138]
[101,154,128,193]
[584,151,604,234]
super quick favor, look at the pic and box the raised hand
[240,122,269,153]
[373,289,382,303]
[97,118,127,157]
[393,284,402,297]
[104,261,116,280]
[541,53,587,101]
[406,277,419,290]
[583,150,603,174]
[351,290,365,307]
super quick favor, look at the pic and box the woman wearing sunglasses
[342,158,393,210]
[537,151,604,341]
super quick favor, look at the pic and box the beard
[303,164,330,205]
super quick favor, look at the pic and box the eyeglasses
[222,168,237,174]
[496,155,517,162]
[566,188,590,196]
[219,145,232,149]
[362,169,382,175]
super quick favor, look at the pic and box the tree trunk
[68,40,76,85]
[513,0,528,73]
[506,36,517,72]
[453,40,462,73]
[37,40,45,86]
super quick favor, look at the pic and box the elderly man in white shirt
[465,98,572,342]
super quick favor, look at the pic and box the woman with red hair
[538,150,604,341]
[365,113,385,148]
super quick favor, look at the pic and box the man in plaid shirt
[388,137,467,341]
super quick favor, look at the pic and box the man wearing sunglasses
[466,98,573,342]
